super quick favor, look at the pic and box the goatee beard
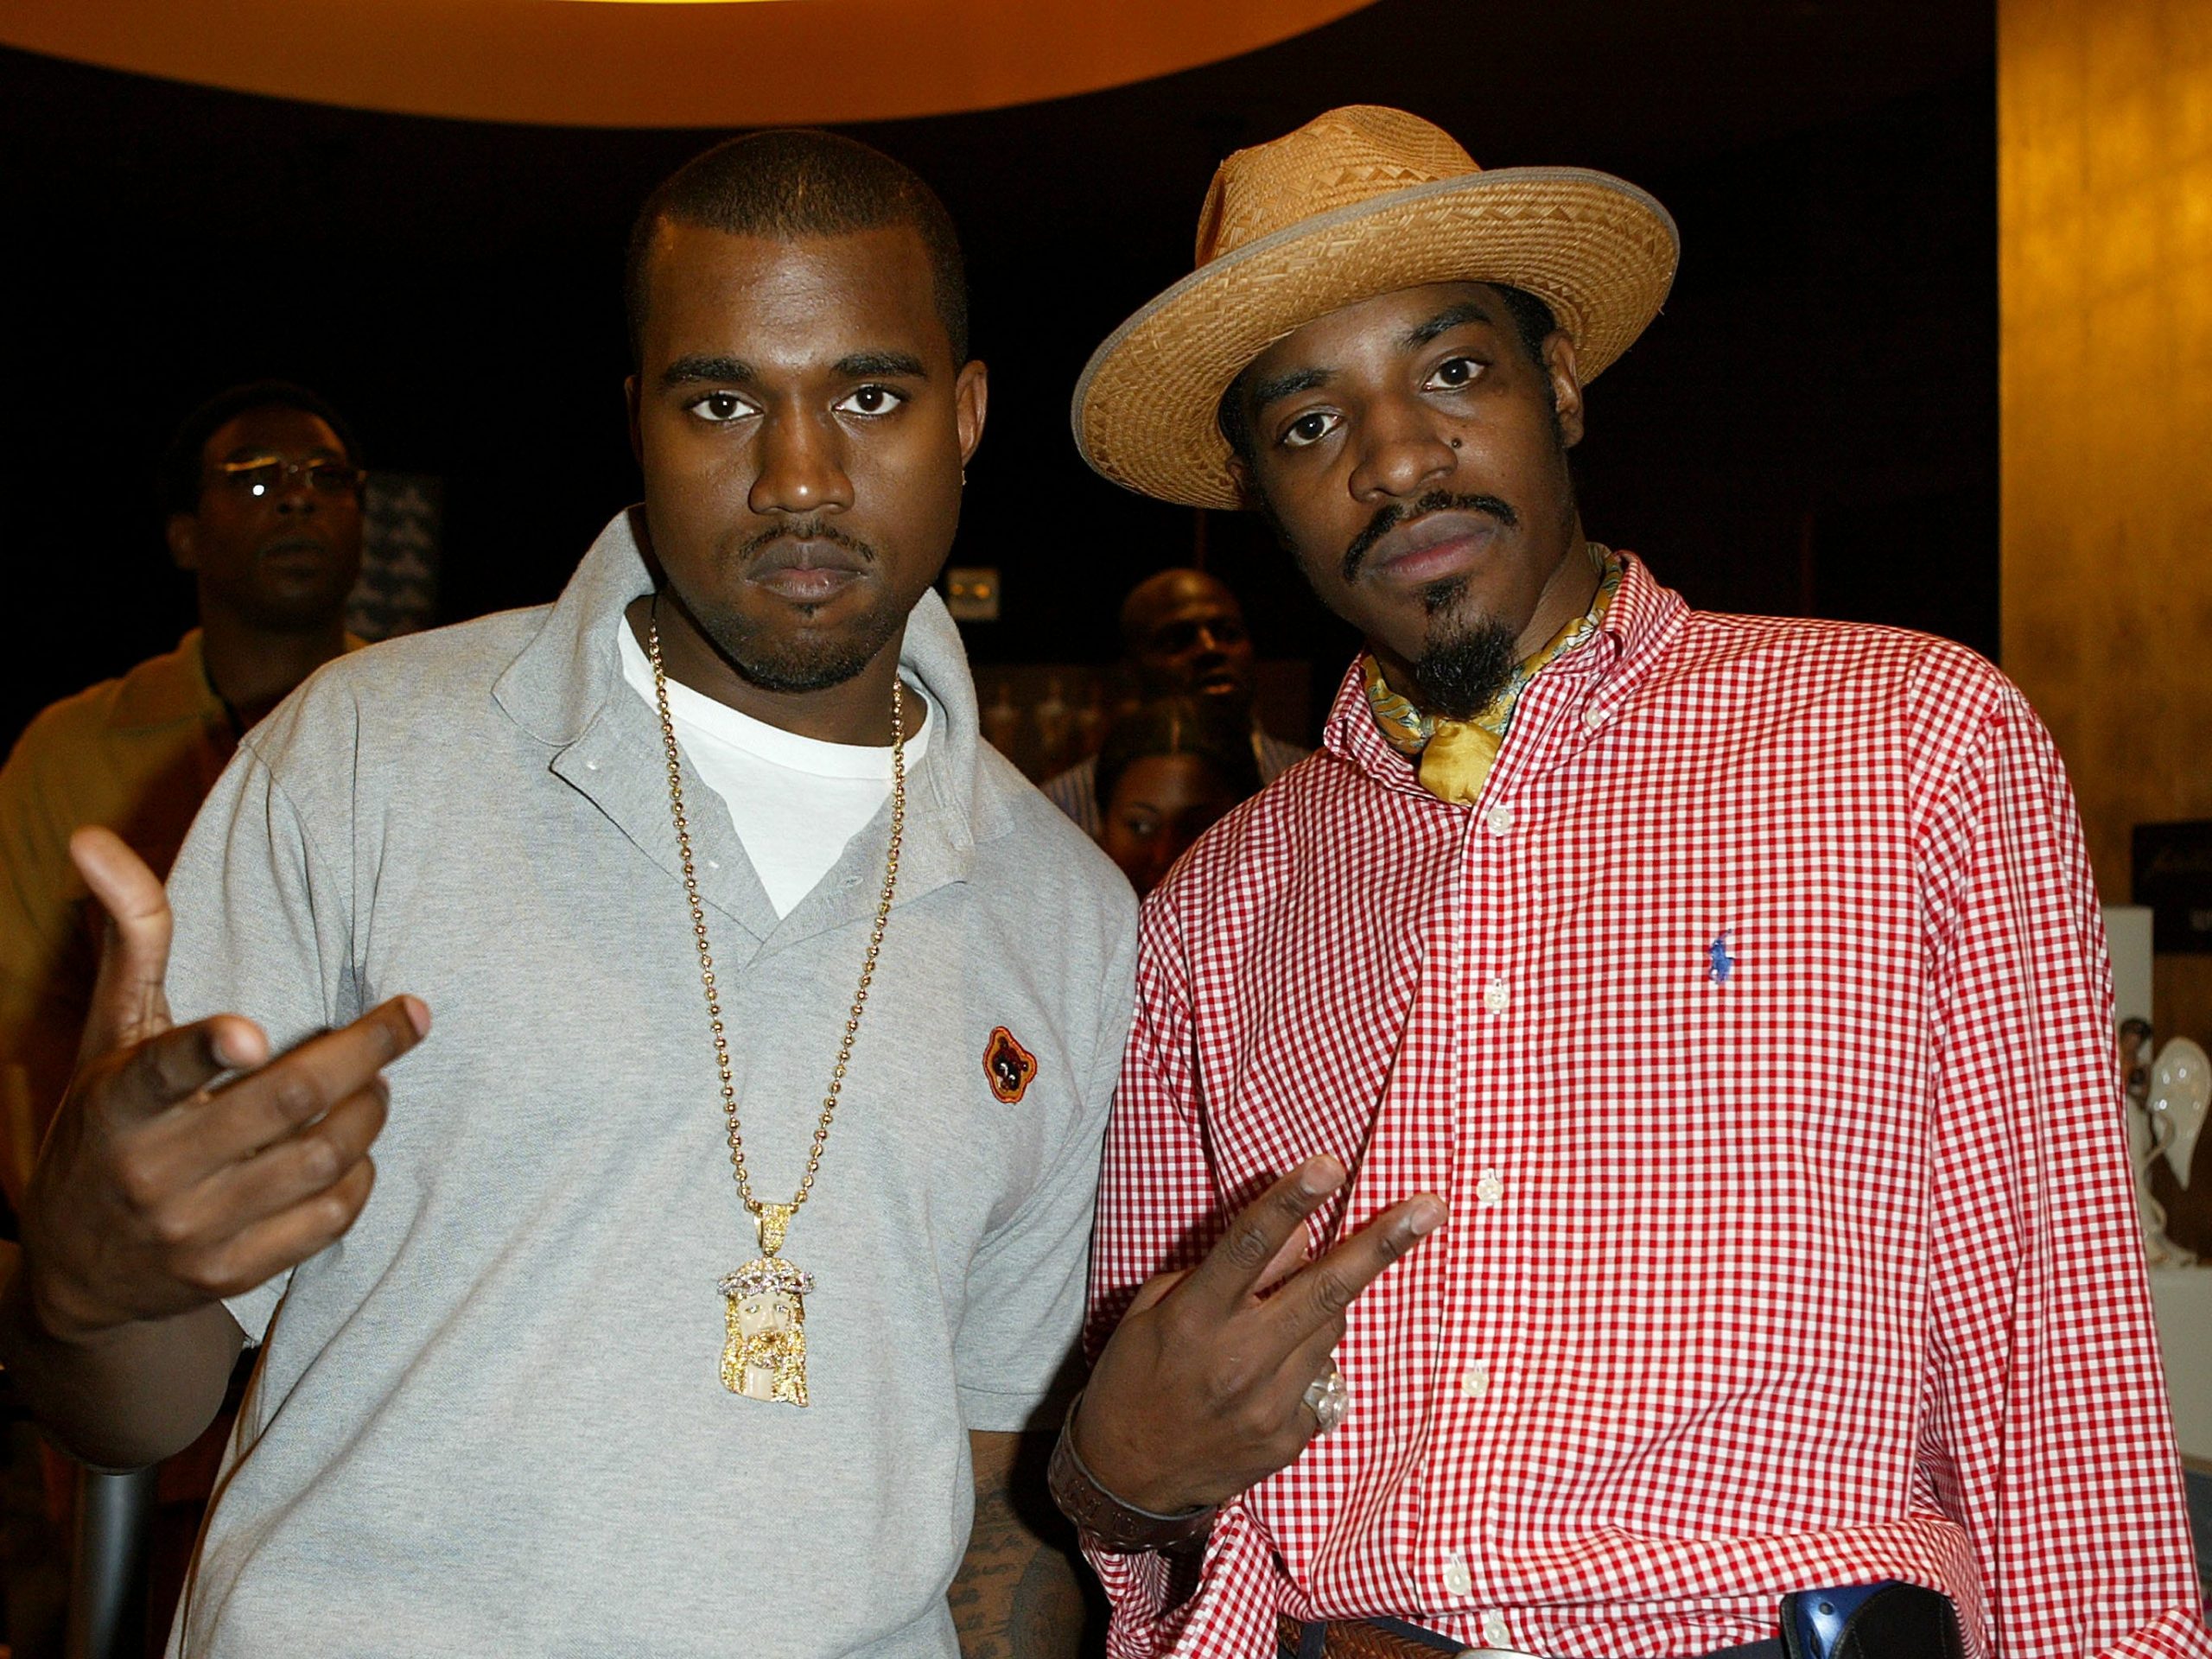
[1410,580,1519,721]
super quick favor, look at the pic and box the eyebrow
[219,444,342,463]
[836,351,928,379]
[659,349,931,390]
[1247,365,1332,413]
[1406,301,1497,347]
[662,353,754,389]
[1246,300,1504,419]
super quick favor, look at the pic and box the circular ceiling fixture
[0,0,1376,127]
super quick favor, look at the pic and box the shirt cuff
[1090,1502,1284,1658]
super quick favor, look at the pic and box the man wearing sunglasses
[0,380,365,1194]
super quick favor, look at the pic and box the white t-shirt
[615,619,933,918]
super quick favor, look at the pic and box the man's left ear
[955,359,988,467]
[1544,333,1586,449]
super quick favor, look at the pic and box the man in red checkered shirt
[1049,105,2211,1659]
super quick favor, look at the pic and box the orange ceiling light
[0,0,1376,128]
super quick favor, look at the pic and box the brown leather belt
[1276,1615,1470,1659]
[1276,1583,1961,1659]
[1276,1614,1787,1659]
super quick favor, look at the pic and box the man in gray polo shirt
[1,131,1133,1657]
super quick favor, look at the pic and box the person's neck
[1510,520,1600,662]
[623,593,925,747]
[1154,683,1255,733]
[199,607,350,730]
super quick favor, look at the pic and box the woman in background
[1092,696,1262,896]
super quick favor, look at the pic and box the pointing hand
[20,827,428,1343]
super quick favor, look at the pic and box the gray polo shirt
[161,511,1136,1658]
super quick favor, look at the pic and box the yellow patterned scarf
[1363,544,1623,804]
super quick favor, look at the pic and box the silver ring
[1300,1361,1350,1434]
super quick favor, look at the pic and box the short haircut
[1093,696,1262,816]
[1117,568,1242,657]
[625,129,969,368]
[159,380,363,518]
[1216,282,1559,470]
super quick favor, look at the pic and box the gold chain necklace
[645,613,906,1408]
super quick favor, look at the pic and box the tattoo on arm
[948,1427,1099,1659]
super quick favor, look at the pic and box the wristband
[1047,1390,1217,1554]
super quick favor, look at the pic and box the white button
[1441,1552,1473,1597]
[1475,1168,1504,1206]
[708,859,720,870]
[1485,804,1514,837]
[1483,976,1510,1016]
[1582,705,1609,729]
[1460,1360,1490,1399]
[584,759,599,770]
[1481,1611,1512,1647]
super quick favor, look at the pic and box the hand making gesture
[1069,1155,1444,1521]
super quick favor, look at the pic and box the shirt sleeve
[1915,675,2212,1659]
[953,890,1138,1433]
[1082,897,1288,1658]
[164,719,364,1347]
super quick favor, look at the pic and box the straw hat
[1071,106,1681,511]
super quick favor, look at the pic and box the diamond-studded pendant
[718,1204,813,1406]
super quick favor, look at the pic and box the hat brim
[1071,166,1681,511]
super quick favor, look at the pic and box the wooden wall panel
[2000,0,2212,1056]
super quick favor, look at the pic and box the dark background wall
[0,0,1993,747]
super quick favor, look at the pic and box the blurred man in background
[0,380,365,1188]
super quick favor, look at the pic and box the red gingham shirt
[1084,553,2209,1659]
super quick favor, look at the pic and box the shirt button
[1460,1360,1490,1400]
[1481,1611,1512,1647]
[1485,804,1514,837]
[1475,1168,1504,1206]
[1582,705,1609,730]
[1441,1553,1473,1597]
[1483,976,1510,1016]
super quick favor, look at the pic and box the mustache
[740,517,875,561]
[1340,490,1519,585]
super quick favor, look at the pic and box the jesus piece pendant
[718,1203,814,1406]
